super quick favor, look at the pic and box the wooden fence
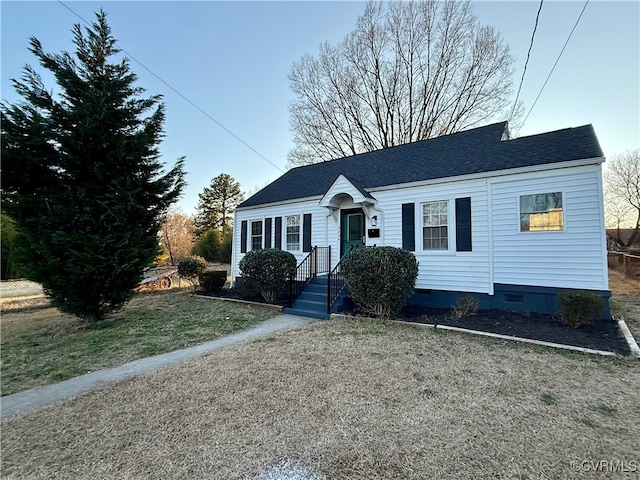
[608,251,640,278]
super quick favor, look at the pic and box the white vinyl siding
[492,166,607,290]
[232,201,334,282]
[372,179,491,294]
[233,163,607,293]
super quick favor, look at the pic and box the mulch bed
[199,287,631,355]
[397,305,630,355]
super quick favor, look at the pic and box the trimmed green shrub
[239,249,297,301]
[199,270,227,293]
[177,255,207,290]
[341,246,418,318]
[1,213,22,279]
[557,291,604,328]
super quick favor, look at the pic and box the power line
[57,0,285,174]
[510,0,544,121]
[517,0,590,135]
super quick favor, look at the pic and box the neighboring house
[231,122,610,318]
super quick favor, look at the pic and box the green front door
[341,209,365,256]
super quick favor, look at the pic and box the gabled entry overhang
[318,173,377,214]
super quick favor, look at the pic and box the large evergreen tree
[195,173,244,235]
[1,11,186,322]
[1,214,22,280]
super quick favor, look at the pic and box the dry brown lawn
[2,319,638,480]
[609,268,640,296]
[1,291,274,395]
[609,268,640,340]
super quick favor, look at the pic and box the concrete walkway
[1,314,318,419]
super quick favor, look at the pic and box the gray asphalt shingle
[239,121,603,208]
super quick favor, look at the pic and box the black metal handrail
[289,246,331,307]
[326,246,354,314]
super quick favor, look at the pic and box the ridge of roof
[238,121,602,209]
[285,121,508,175]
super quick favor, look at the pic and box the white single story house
[231,121,610,319]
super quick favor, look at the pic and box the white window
[423,201,448,250]
[251,220,263,250]
[520,192,563,231]
[286,215,300,251]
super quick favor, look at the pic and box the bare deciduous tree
[604,149,640,249]
[288,0,519,166]
[604,188,632,249]
[159,209,195,265]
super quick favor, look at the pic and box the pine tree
[195,174,244,235]
[1,11,186,322]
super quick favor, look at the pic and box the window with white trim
[251,220,263,250]
[286,215,300,250]
[520,192,563,231]
[422,201,448,250]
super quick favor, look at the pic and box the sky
[2,1,639,216]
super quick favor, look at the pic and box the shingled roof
[238,121,603,209]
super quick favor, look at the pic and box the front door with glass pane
[341,209,365,256]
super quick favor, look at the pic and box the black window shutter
[274,217,282,249]
[240,220,248,253]
[303,213,312,252]
[402,203,415,251]
[264,218,272,249]
[456,197,472,252]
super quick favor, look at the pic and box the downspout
[596,164,609,290]
[487,179,494,295]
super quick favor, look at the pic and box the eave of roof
[237,121,604,209]
[236,157,603,211]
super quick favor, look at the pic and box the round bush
[239,249,297,301]
[557,291,604,328]
[199,270,227,293]
[177,255,207,289]
[341,246,418,318]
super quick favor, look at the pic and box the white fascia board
[368,157,605,194]
[235,157,604,211]
[236,195,323,212]
[319,173,373,207]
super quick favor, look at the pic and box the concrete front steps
[284,275,349,320]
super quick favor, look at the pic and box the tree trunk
[625,209,640,248]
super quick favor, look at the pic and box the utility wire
[517,0,590,135]
[510,0,544,121]
[57,0,285,174]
